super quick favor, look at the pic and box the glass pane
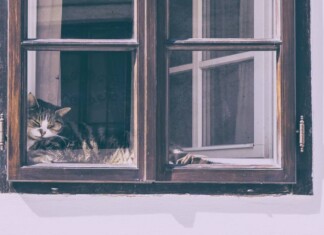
[169,0,274,39]
[169,71,193,147]
[170,51,193,67]
[27,0,134,39]
[27,51,135,166]
[168,51,276,164]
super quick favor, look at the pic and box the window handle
[0,113,5,151]
[299,116,305,153]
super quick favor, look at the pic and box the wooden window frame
[4,0,311,193]
[155,0,296,183]
[8,0,146,182]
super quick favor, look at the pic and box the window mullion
[192,0,203,148]
[27,0,37,95]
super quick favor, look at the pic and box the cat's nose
[39,129,46,137]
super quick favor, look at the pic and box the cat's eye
[47,123,54,129]
[29,120,40,127]
[52,122,63,131]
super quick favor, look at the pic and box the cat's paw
[176,154,212,165]
[28,151,57,164]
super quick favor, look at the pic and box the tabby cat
[27,93,135,165]
[27,93,210,165]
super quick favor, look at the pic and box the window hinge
[0,113,5,151]
[298,115,305,153]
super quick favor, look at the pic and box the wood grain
[0,0,9,192]
[8,0,22,180]
[144,0,157,181]
[293,0,313,195]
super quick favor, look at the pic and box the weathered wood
[156,0,168,181]
[162,168,294,184]
[10,167,140,182]
[144,0,157,181]
[8,0,22,181]
[293,0,313,195]
[279,0,296,184]
[11,182,293,195]
[135,0,146,180]
[0,0,9,193]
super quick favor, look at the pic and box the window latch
[299,115,305,153]
[0,113,5,151]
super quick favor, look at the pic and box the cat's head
[27,93,71,141]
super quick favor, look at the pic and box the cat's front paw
[28,150,57,164]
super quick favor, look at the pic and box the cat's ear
[28,92,39,108]
[55,107,71,117]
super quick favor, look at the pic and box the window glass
[169,71,193,147]
[26,51,135,166]
[27,0,134,39]
[169,0,274,39]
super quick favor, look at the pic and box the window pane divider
[167,38,281,51]
[169,52,255,74]
[21,39,139,51]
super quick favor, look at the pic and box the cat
[27,93,135,165]
[27,93,211,165]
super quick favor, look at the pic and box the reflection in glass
[169,0,274,39]
[27,0,134,39]
[168,51,276,164]
[27,51,135,166]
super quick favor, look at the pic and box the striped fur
[27,93,135,165]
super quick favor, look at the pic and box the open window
[157,0,295,183]
[7,0,296,184]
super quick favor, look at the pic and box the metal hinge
[298,116,305,153]
[0,113,5,151]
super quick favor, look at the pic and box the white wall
[1,1,324,234]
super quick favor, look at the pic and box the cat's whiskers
[55,135,69,141]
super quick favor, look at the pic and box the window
[7,0,296,184]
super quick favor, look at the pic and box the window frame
[8,0,146,182]
[183,0,274,156]
[7,0,297,185]
[156,0,296,183]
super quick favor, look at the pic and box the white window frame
[168,0,279,165]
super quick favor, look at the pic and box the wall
[0,0,324,234]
